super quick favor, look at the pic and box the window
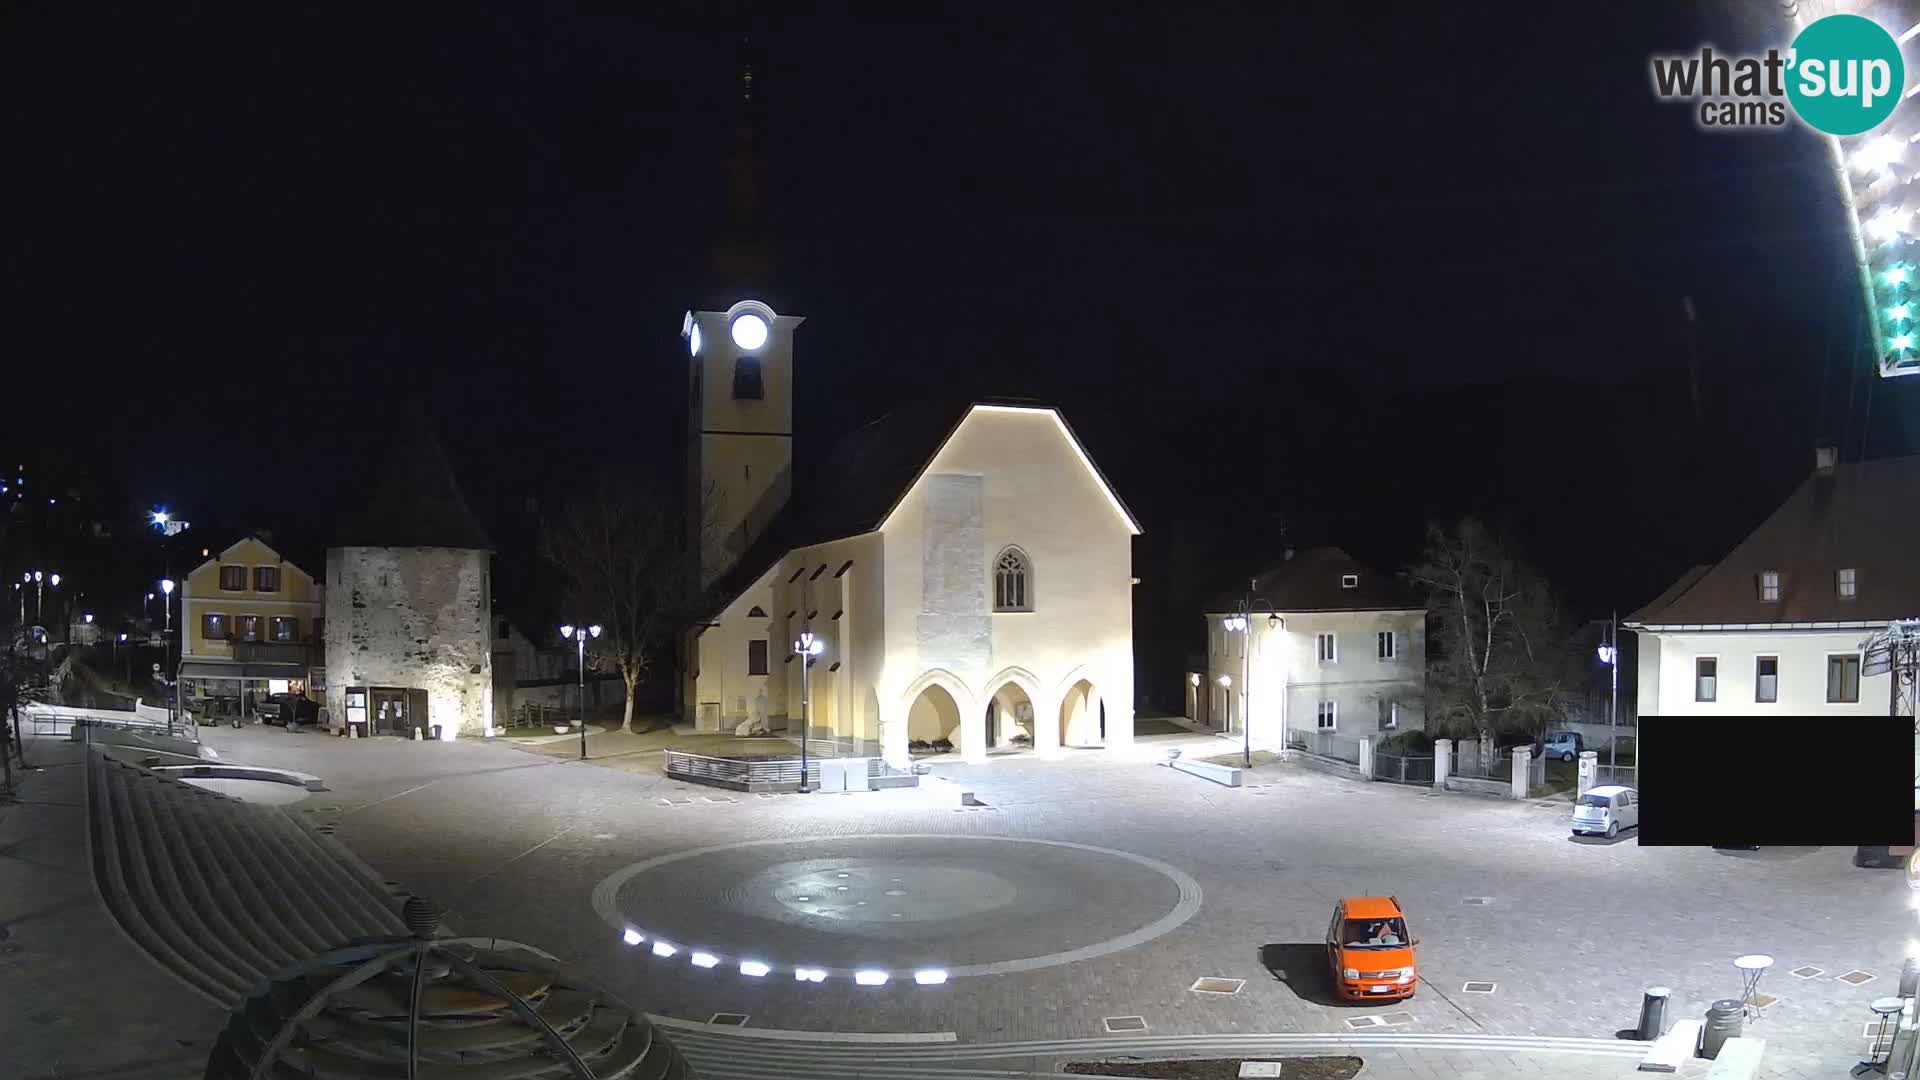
[219,565,246,591]
[1377,631,1396,660]
[1755,656,1778,703]
[747,639,769,676]
[1758,570,1780,602]
[270,617,298,643]
[202,613,228,640]
[313,617,325,644]
[1341,574,1358,589]
[254,566,280,593]
[732,356,764,399]
[1838,568,1858,600]
[1377,699,1397,730]
[1828,655,1861,703]
[1694,657,1717,702]
[236,615,261,642]
[993,547,1032,611]
[1316,632,1337,663]
[1316,700,1337,730]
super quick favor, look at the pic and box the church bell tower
[685,39,800,591]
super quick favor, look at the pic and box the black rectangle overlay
[1636,716,1912,847]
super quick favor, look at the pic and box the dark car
[266,693,320,727]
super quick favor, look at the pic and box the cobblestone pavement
[201,725,1911,1079]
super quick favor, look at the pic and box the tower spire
[710,33,774,295]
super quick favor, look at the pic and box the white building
[1626,448,1917,721]
[681,303,1142,767]
[1194,548,1427,754]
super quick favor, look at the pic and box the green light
[1889,267,1911,286]
[1895,333,1915,350]
[1893,305,1913,321]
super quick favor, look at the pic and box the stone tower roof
[334,426,493,552]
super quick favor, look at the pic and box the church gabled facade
[676,51,1139,766]
[681,307,1140,767]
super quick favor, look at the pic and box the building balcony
[232,640,319,666]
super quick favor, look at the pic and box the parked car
[266,693,320,727]
[1540,730,1584,762]
[1325,896,1419,1001]
[1854,811,1920,868]
[1572,785,1638,838]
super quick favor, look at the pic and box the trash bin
[429,724,443,741]
[1638,986,1670,1040]
[1702,999,1743,1059]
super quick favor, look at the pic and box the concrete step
[86,748,408,1007]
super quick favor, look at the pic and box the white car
[1572,785,1638,839]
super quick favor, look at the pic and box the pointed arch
[993,546,1034,612]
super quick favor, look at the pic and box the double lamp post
[559,623,602,760]
[1221,580,1280,769]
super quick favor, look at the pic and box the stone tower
[324,427,495,739]
[684,38,802,591]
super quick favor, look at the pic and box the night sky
[6,4,1918,694]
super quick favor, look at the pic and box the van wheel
[1606,821,1619,839]
[1561,752,1574,762]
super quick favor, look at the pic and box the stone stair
[85,747,410,1006]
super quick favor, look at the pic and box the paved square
[195,725,1917,1078]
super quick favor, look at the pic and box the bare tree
[541,469,715,733]
[1409,518,1580,740]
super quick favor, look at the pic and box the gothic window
[993,547,1032,612]
[732,357,764,400]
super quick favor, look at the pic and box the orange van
[1326,895,1419,1001]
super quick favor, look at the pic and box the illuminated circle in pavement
[591,834,1204,982]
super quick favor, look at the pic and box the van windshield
[1579,794,1613,808]
[1342,918,1409,947]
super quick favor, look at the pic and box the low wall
[1170,759,1243,787]
[1444,775,1515,798]
[1292,753,1363,780]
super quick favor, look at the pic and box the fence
[1288,730,1363,765]
[663,749,821,791]
[24,702,197,741]
[1373,750,1436,786]
[1593,763,1638,788]
[1450,743,1511,781]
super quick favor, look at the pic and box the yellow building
[178,535,324,723]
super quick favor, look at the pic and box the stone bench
[1169,758,1244,787]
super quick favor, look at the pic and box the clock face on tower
[730,312,769,351]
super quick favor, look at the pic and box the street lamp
[793,630,825,793]
[1596,610,1621,777]
[1223,581,1281,768]
[160,578,176,732]
[559,624,601,760]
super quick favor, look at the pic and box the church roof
[1203,547,1423,615]
[1626,453,1920,626]
[704,398,1137,615]
[332,425,493,552]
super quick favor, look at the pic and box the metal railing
[1449,744,1511,780]
[1373,750,1436,785]
[25,702,197,741]
[662,750,821,788]
[1288,730,1362,765]
[1593,763,1639,788]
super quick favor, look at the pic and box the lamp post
[1223,582,1281,768]
[559,624,601,760]
[160,578,175,732]
[793,630,825,793]
[1597,611,1620,777]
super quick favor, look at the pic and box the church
[679,55,1140,768]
